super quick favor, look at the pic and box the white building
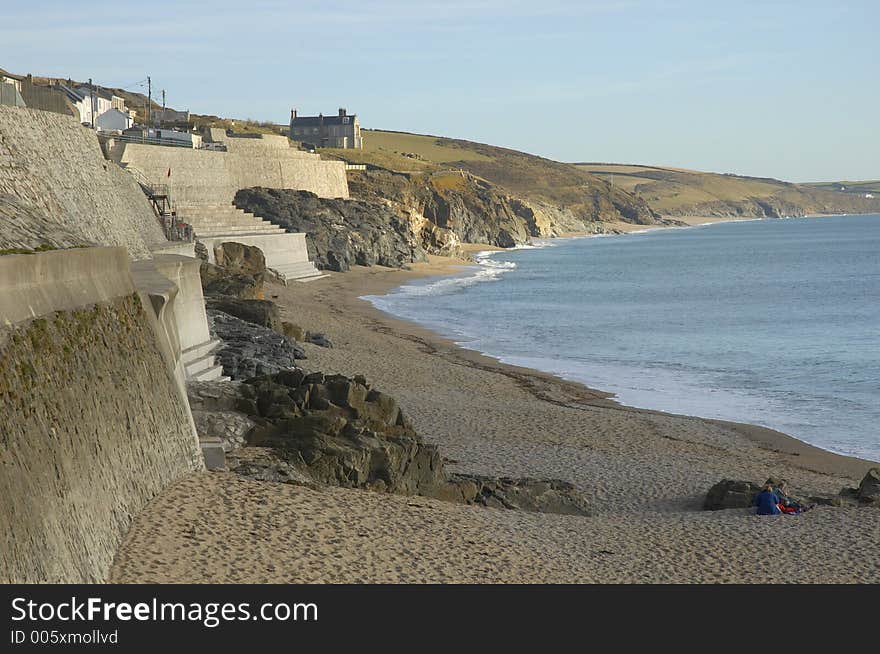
[95,107,133,132]
[55,83,129,128]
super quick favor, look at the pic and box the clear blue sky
[2,0,877,181]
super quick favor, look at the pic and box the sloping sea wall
[0,247,202,583]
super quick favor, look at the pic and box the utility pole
[161,89,166,126]
[147,76,152,126]
[89,78,95,129]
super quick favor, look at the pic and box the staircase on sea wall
[181,337,229,382]
[175,202,326,282]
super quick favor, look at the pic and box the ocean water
[365,214,880,462]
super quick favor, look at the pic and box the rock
[200,264,262,300]
[857,468,880,505]
[205,297,282,333]
[187,380,249,412]
[192,369,591,515]
[234,188,429,272]
[207,310,305,380]
[812,469,880,507]
[282,321,305,342]
[307,332,333,348]
[811,488,860,507]
[199,242,267,300]
[450,474,591,516]
[703,479,763,510]
[213,242,267,278]
[347,170,533,248]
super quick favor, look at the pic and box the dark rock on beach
[703,479,763,510]
[191,370,590,515]
[200,241,267,300]
[234,188,428,272]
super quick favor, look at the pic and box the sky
[2,0,877,181]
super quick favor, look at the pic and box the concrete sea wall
[0,106,166,259]
[0,247,203,583]
[119,138,350,206]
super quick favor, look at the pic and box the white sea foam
[366,251,518,305]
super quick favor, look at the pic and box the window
[342,117,350,124]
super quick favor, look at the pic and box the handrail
[117,163,193,243]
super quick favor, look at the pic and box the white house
[95,107,133,132]
[55,83,129,127]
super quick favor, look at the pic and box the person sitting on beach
[774,479,803,514]
[754,483,782,515]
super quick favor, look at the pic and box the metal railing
[112,132,199,149]
[118,164,193,243]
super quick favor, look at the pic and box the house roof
[74,85,115,100]
[0,68,24,81]
[292,114,357,127]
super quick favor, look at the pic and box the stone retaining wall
[0,247,202,583]
[119,137,349,206]
[0,106,166,259]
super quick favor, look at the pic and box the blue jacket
[754,490,781,515]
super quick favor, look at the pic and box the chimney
[339,108,347,117]
[291,108,297,121]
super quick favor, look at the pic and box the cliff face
[661,191,880,218]
[234,187,438,271]
[347,168,663,248]
[347,170,534,247]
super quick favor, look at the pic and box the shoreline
[342,257,877,479]
[361,217,878,471]
[111,214,880,584]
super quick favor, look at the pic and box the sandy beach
[111,231,880,584]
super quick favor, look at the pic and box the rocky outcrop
[234,188,431,272]
[703,480,763,510]
[207,310,304,380]
[347,170,535,246]
[189,372,590,516]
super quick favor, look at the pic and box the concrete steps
[271,260,328,281]
[176,202,325,283]
[182,338,228,382]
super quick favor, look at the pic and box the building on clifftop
[290,107,362,149]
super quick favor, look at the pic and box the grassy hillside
[804,180,880,195]
[575,163,792,213]
[321,129,660,226]
[576,163,880,217]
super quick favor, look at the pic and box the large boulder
[857,468,880,505]
[200,242,267,300]
[703,479,762,510]
[200,264,262,300]
[213,241,266,277]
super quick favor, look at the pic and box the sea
[364,214,880,462]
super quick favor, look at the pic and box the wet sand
[111,228,880,584]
